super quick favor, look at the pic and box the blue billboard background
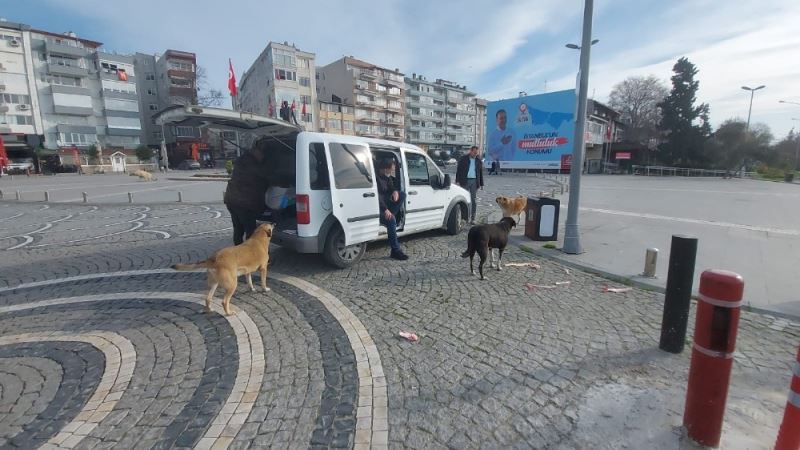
[486,89,575,169]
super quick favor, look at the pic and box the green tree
[87,144,101,164]
[135,145,154,162]
[706,120,772,171]
[656,57,712,167]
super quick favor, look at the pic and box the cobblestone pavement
[0,175,797,449]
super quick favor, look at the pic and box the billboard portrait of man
[488,109,516,162]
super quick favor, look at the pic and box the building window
[299,58,311,69]
[175,126,200,137]
[147,88,156,96]
[343,120,353,130]
[1,115,34,125]
[272,49,296,67]
[168,61,194,71]
[149,104,159,111]
[299,76,311,87]
[302,113,313,123]
[300,95,312,105]
[146,73,155,81]
[153,130,162,140]
[49,55,79,67]
[274,69,296,81]
[327,119,341,129]
[59,132,97,145]
[170,77,192,88]
[0,94,31,104]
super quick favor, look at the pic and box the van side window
[426,156,442,185]
[309,143,330,190]
[329,143,373,189]
[405,153,431,185]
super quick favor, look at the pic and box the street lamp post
[792,118,800,172]
[741,85,766,130]
[562,0,596,255]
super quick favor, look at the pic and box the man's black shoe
[391,250,409,260]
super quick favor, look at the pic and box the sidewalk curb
[515,236,800,323]
[166,177,230,182]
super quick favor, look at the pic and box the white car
[156,106,471,268]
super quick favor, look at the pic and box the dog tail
[172,258,214,271]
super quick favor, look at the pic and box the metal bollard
[82,192,88,203]
[774,347,800,450]
[178,191,183,203]
[659,235,698,353]
[642,248,658,277]
[683,269,743,447]
[15,190,21,201]
[44,191,50,202]
[127,192,133,203]
[0,189,3,199]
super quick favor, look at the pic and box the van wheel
[324,226,366,268]
[446,203,465,235]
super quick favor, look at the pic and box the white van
[156,106,471,268]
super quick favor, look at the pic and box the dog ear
[266,228,272,237]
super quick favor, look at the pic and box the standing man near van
[377,158,409,261]
[456,146,484,224]
[224,144,271,245]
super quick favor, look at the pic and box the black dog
[461,217,516,280]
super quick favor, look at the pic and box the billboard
[486,89,575,170]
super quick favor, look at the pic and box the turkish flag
[228,59,237,97]
[0,135,7,169]
[302,101,306,115]
[291,100,296,111]
[117,69,128,81]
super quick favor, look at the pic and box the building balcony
[446,104,476,114]
[384,104,403,112]
[358,131,380,138]
[45,40,89,58]
[358,70,378,80]
[385,78,404,88]
[384,117,403,126]
[385,90,402,99]
[355,84,377,94]
[355,99,379,109]
[357,116,379,124]
[47,63,89,78]
[168,69,195,79]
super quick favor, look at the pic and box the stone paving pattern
[0,173,797,449]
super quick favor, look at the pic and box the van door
[402,150,447,231]
[325,141,380,245]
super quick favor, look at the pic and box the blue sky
[4,0,799,138]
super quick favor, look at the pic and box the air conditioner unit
[0,83,5,92]
[9,40,20,48]
[17,104,30,111]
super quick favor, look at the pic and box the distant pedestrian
[456,145,484,224]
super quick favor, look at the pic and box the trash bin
[524,196,560,241]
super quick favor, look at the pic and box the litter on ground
[603,285,633,293]
[505,262,542,269]
[398,331,419,342]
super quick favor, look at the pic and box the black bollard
[659,235,698,353]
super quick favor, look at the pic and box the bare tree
[609,75,669,145]
[195,65,225,107]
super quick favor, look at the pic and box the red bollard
[775,347,800,450]
[683,269,744,447]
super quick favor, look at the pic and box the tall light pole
[562,0,596,255]
[792,118,800,172]
[741,85,765,130]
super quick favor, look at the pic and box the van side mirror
[443,174,451,189]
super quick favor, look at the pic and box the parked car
[7,158,34,174]
[177,160,201,170]
[156,105,472,268]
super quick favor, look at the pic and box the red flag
[268,99,274,117]
[227,59,237,97]
[291,100,296,111]
[302,100,306,115]
[117,69,128,81]
[0,135,7,169]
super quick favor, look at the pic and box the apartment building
[317,100,355,135]
[135,50,199,164]
[0,20,44,161]
[404,74,476,155]
[0,20,152,169]
[474,97,487,155]
[316,57,404,141]
[238,42,316,130]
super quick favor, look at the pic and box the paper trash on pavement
[602,285,633,293]
[399,331,419,342]
[505,262,542,269]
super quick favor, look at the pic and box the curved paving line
[0,270,389,449]
[0,340,112,449]
[0,292,264,450]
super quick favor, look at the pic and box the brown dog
[496,195,526,222]
[172,223,273,315]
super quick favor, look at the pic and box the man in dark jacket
[377,157,408,260]
[224,146,271,245]
[455,146,484,224]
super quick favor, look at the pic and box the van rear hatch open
[154,105,301,137]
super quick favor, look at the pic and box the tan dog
[130,169,155,181]
[496,195,527,222]
[172,223,274,315]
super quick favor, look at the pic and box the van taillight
[296,194,310,224]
